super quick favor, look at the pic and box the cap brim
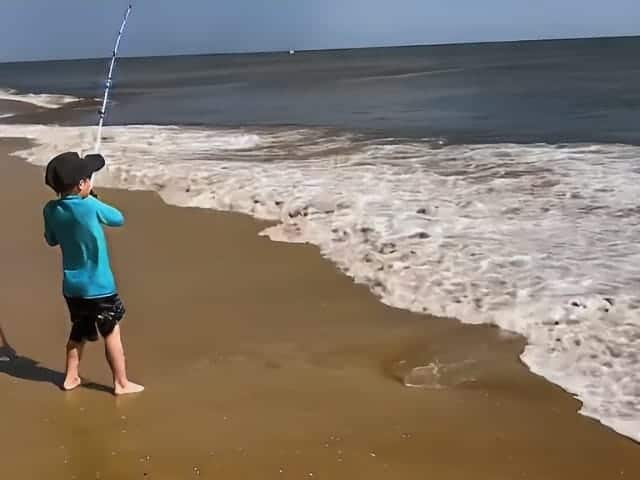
[83,154,106,176]
[44,162,57,190]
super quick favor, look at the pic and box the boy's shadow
[0,324,111,394]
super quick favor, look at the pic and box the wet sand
[1,138,639,479]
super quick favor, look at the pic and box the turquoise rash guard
[43,195,124,298]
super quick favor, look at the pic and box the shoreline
[1,137,639,478]
[3,120,640,442]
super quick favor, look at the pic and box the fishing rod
[94,3,133,154]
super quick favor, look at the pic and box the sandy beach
[1,137,639,479]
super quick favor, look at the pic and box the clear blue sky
[2,0,638,62]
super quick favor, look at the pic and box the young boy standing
[43,151,143,395]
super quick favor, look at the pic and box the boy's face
[77,177,93,198]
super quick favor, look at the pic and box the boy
[43,151,143,395]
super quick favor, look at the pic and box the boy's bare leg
[104,325,144,395]
[63,340,84,390]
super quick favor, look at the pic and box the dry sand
[1,138,639,479]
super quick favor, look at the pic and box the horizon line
[1,33,638,65]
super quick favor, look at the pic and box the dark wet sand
[1,138,638,479]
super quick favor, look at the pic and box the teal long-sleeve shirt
[43,195,124,298]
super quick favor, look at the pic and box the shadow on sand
[0,323,111,394]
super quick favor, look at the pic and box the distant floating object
[289,49,295,55]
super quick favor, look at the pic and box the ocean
[1,36,640,441]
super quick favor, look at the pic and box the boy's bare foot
[63,376,82,391]
[114,381,145,395]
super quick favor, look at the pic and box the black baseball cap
[45,152,105,193]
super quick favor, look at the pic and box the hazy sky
[2,0,638,62]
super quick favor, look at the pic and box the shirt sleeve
[93,197,125,227]
[43,204,59,246]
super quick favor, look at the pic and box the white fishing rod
[94,4,133,154]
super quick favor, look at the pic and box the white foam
[2,123,639,442]
[0,88,80,110]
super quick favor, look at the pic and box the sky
[2,0,639,62]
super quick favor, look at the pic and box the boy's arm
[93,197,125,227]
[43,205,58,246]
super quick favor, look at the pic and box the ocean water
[1,37,640,441]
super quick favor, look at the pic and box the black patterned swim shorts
[64,294,125,343]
